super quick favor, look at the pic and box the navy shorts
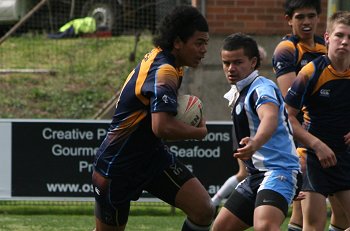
[302,149,350,197]
[93,158,194,226]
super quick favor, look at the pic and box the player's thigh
[254,205,285,231]
[92,171,131,227]
[212,207,248,231]
[224,185,256,226]
[289,200,303,225]
[175,177,213,216]
[145,160,213,223]
[333,190,350,221]
[301,192,328,227]
[329,195,349,229]
[144,159,195,206]
[254,189,287,230]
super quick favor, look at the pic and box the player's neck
[300,37,315,48]
[329,54,350,73]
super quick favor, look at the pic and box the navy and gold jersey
[272,34,326,78]
[94,47,183,177]
[285,56,350,153]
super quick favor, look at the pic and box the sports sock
[288,223,302,231]
[181,218,210,231]
[211,176,238,206]
[329,224,346,231]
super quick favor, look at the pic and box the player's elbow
[152,123,171,138]
[152,124,162,138]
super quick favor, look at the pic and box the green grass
[0,214,188,231]
[0,202,187,231]
[0,34,153,119]
[0,202,331,231]
[0,213,323,231]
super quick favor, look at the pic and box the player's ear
[251,56,258,69]
[285,14,292,26]
[173,36,183,50]
[324,32,330,46]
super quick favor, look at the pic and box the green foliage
[0,35,153,119]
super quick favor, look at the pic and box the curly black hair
[153,5,209,51]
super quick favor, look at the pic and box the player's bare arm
[276,72,297,97]
[285,104,337,168]
[152,111,207,140]
[234,102,278,160]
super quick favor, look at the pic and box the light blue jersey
[231,73,300,173]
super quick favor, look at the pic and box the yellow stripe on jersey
[296,42,326,64]
[156,64,180,91]
[135,48,161,105]
[275,40,295,56]
[109,110,148,142]
[300,62,350,95]
[116,69,136,107]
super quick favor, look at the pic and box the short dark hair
[284,0,321,17]
[222,33,261,70]
[153,5,209,50]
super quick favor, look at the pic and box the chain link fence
[0,1,191,207]
[0,0,191,119]
[0,0,190,72]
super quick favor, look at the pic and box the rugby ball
[176,94,203,127]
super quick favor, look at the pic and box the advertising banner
[1,120,238,199]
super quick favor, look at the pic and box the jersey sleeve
[284,62,315,109]
[150,64,180,114]
[272,40,297,78]
[252,84,280,111]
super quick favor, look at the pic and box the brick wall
[202,0,328,36]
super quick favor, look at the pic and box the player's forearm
[155,120,207,140]
[288,113,319,149]
[253,103,278,149]
[253,115,277,149]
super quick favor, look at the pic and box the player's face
[287,7,319,41]
[173,31,209,68]
[221,48,257,85]
[325,23,350,60]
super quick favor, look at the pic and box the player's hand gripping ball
[175,95,203,127]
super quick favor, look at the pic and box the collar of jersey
[236,70,259,92]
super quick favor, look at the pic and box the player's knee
[204,202,216,222]
[199,202,215,224]
[189,200,215,225]
[254,220,278,231]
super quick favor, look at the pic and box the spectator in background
[48,17,96,39]
[284,10,350,231]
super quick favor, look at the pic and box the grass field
[0,35,153,119]
[0,212,295,231]
[0,202,331,231]
[0,213,331,231]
